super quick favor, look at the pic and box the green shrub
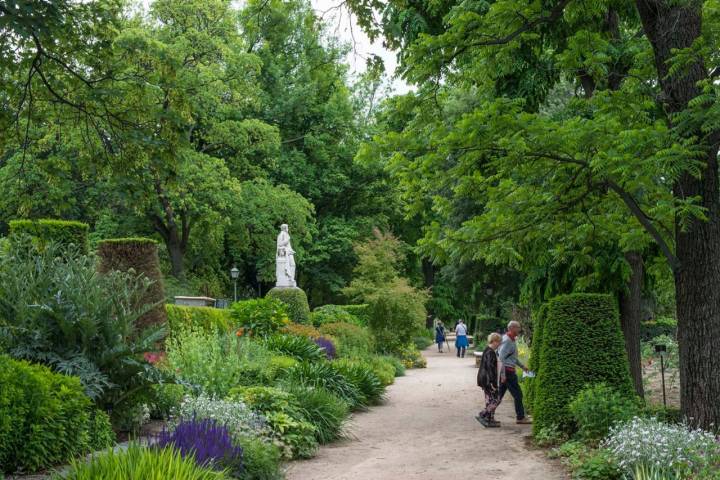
[312,305,365,326]
[412,329,433,351]
[363,355,397,386]
[569,383,642,446]
[230,298,290,337]
[365,282,428,355]
[397,343,427,369]
[533,294,635,435]
[475,314,505,336]
[525,304,548,414]
[235,436,283,480]
[166,305,231,334]
[150,383,188,420]
[97,238,167,328]
[262,334,325,362]
[318,322,374,357]
[550,441,622,479]
[643,404,682,424]
[88,410,116,451]
[9,218,89,252]
[341,304,371,324]
[282,361,363,410]
[56,443,229,480]
[282,385,349,444]
[380,355,405,377]
[0,240,164,410]
[640,317,677,342]
[267,355,298,379]
[110,399,150,435]
[0,355,96,474]
[166,328,273,396]
[332,358,386,406]
[266,287,310,324]
[228,386,299,416]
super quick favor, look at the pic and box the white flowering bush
[603,417,720,477]
[172,394,271,441]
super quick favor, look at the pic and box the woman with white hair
[454,319,469,358]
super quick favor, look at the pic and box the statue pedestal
[276,258,296,288]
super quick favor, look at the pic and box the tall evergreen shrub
[97,238,166,327]
[533,293,634,434]
[524,303,548,414]
[9,219,89,252]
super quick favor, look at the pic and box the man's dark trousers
[499,368,525,420]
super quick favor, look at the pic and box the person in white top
[455,319,469,358]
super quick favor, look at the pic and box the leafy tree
[350,0,720,427]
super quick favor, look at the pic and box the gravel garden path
[286,347,567,480]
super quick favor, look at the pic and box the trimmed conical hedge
[533,293,634,434]
[524,303,548,414]
[97,238,166,328]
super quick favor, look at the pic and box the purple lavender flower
[157,418,243,474]
[315,336,336,359]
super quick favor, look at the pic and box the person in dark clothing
[476,333,503,427]
[435,320,446,353]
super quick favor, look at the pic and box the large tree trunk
[636,0,720,428]
[167,235,185,278]
[619,251,644,398]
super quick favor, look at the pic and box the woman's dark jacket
[477,346,498,392]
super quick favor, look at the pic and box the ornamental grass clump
[157,418,243,475]
[603,416,720,477]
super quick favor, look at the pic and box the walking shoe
[488,420,501,428]
[475,415,490,427]
[516,417,532,424]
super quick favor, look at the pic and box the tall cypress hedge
[524,303,548,414]
[9,219,89,252]
[97,238,166,328]
[533,293,634,434]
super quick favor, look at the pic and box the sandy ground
[286,348,568,480]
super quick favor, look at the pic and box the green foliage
[97,238,166,328]
[9,219,89,252]
[640,317,677,342]
[0,239,165,410]
[166,328,273,396]
[56,443,229,480]
[551,442,623,480]
[397,344,427,369]
[362,355,398,386]
[337,305,371,324]
[235,436,283,480]
[534,294,635,435]
[88,409,116,451]
[266,287,311,324]
[380,355,406,377]
[228,386,317,459]
[230,298,290,337]
[149,383,188,420]
[525,304,548,414]
[166,305,232,335]
[282,384,350,444]
[110,400,150,435]
[569,383,642,446]
[332,358,386,406]
[282,361,363,410]
[312,304,366,326]
[318,322,375,357]
[263,334,325,362]
[0,355,97,474]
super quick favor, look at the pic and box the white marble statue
[276,224,297,287]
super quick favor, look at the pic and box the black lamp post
[655,343,668,407]
[230,265,239,303]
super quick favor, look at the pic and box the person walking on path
[435,320,446,353]
[476,332,503,427]
[455,319,469,358]
[498,321,532,424]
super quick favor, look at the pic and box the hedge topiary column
[266,287,310,324]
[97,238,166,328]
[533,293,635,435]
[524,303,548,414]
[9,219,90,253]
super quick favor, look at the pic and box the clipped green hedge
[525,303,548,414]
[97,238,166,328]
[533,294,634,435]
[339,304,370,324]
[640,317,677,341]
[166,304,231,334]
[266,287,310,324]
[9,218,89,252]
[0,355,115,474]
